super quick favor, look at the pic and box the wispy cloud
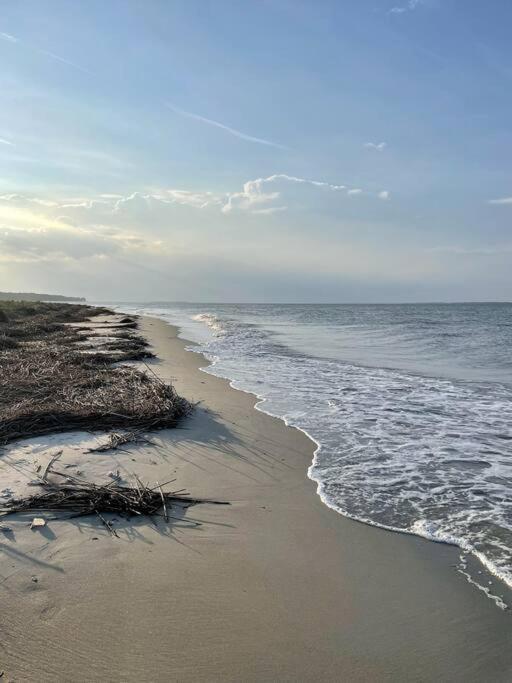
[488,197,512,205]
[222,174,348,213]
[37,47,92,75]
[0,32,18,43]
[37,173,377,219]
[389,0,424,14]
[364,141,387,151]
[0,31,92,74]
[378,190,390,200]
[252,206,288,215]
[259,174,346,191]
[0,137,14,146]
[166,103,287,150]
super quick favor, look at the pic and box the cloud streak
[0,137,14,146]
[37,47,92,75]
[488,197,512,205]
[166,103,287,150]
[0,31,92,74]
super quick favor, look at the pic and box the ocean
[110,302,512,607]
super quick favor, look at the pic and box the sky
[1,0,512,302]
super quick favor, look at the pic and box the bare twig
[157,481,168,522]
[42,451,62,481]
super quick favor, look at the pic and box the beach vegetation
[0,302,192,445]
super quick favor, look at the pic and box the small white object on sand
[30,517,46,529]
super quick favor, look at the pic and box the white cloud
[0,226,113,262]
[116,174,357,218]
[0,175,391,264]
[390,0,423,14]
[488,197,512,205]
[0,137,14,146]
[0,195,162,263]
[222,174,349,213]
[364,142,387,151]
[222,183,279,214]
[3,188,511,302]
[0,194,59,208]
[103,174,368,218]
[166,189,224,209]
[0,32,17,43]
[166,103,287,150]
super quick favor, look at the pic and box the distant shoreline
[0,291,85,302]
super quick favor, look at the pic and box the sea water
[109,302,512,606]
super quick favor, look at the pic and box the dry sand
[1,315,512,682]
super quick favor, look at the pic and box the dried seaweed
[0,302,191,445]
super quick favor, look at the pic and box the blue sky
[1,0,511,301]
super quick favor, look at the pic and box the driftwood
[0,462,227,535]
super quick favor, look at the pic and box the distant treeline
[0,292,85,302]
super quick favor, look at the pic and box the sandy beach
[1,315,512,682]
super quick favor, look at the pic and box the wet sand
[1,316,511,681]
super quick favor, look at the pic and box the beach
[1,315,512,682]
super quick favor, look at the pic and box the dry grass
[0,302,191,445]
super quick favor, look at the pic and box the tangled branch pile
[0,463,225,535]
[0,302,191,444]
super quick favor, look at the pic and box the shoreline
[1,314,511,681]
[162,312,512,606]
[140,317,512,678]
